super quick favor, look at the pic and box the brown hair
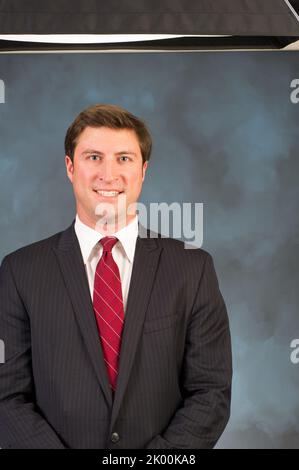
[64,104,152,164]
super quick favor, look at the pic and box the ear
[142,161,148,182]
[65,155,74,183]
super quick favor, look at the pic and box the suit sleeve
[145,253,232,449]
[0,255,66,449]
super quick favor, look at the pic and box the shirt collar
[74,214,139,264]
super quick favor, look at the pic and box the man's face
[65,126,148,230]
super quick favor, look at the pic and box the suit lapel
[111,227,162,429]
[53,221,113,407]
[52,221,162,420]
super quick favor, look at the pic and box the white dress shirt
[74,214,139,313]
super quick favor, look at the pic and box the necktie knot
[100,236,118,253]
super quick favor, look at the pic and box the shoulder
[1,224,72,269]
[139,226,212,267]
[160,236,209,260]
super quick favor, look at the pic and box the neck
[78,212,136,234]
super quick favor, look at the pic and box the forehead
[75,126,141,154]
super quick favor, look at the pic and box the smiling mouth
[93,190,124,197]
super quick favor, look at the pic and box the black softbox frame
[0,0,299,51]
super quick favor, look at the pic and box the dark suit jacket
[0,221,232,449]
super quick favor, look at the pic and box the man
[0,104,232,449]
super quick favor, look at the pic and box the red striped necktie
[93,236,125,394]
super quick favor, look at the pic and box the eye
[119,155,130,162]
[89,155,100,161]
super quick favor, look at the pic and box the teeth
[96,190,120,197]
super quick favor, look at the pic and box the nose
[99,159,119,182]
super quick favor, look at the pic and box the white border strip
[0,34,231,44]
[0,49,296,55]
[284,0,299,23]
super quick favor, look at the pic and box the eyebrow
[81,149,137,156]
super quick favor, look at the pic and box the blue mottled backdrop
[0,51,298,448]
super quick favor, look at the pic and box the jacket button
[111,432,120,443]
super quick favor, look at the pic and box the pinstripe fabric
[0,220,232,449]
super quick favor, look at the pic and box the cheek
[73,168,91,188]
[127,170,144,186]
